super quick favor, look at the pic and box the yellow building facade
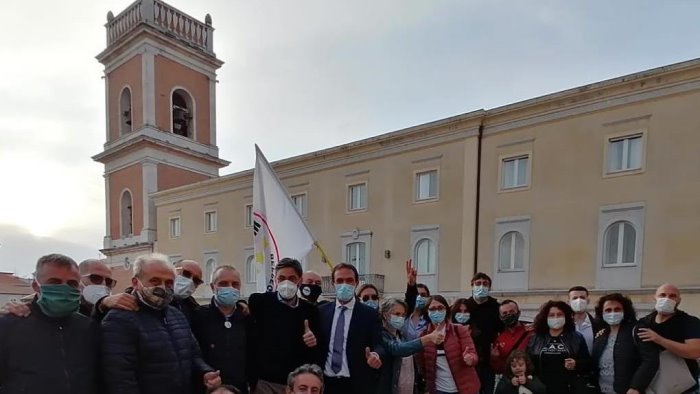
[96,1,700,317]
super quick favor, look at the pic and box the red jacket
[418,322,480,394]
[489,324,533,374]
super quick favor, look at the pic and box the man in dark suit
[318,263,385,394]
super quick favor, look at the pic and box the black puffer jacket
[0,301,99,394]
[101,301,214,394]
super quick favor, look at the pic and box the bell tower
[93,0,229,272]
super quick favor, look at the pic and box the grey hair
[78,259,103,275]
[380,297,408,323]
[211,265,239,283]
[133,253,173,278]
[287,364,324,391]
[35,254,78,279]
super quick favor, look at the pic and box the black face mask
[299,284,322,303]
[501,313,520,328]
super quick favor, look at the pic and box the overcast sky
[1,0,699,276]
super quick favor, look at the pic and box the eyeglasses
[427,306,446,312]
[181,269,203,286]
[82,274,117,289]
[361,294,379,302]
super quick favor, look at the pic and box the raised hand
[427,328,445,345]
[203,370,221,389]
[302,319,317,347]
[365,347,382,369]
[2,302,31,317]
[405,259,417,286]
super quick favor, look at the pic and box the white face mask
[570,298,588,313]
[655,297,677,314]
[277,280,298,300]
[547,317,566,330]
[173,275,196,299]
[82,285,111,305]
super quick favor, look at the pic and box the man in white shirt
[568,286,603,353]
[318,263,384,394]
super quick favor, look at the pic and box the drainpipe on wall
[473,121,484,276]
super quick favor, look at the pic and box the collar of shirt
[277,292,299,308]
[577,313,592,329]
[335,296,356,311]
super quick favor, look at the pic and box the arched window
[413,238,435,274]
[171,88,194,138]
[119,87,132,134]
[498,231,525,271]
[120,190,133,237]
[604,221,636,265]
[246,255,256,284]
[346,242,367,274]
[205,258,217,284]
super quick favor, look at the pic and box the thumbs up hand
[203,370,221,389]
[302,319,317,347]
[365,347,382,369]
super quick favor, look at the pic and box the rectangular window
[415,170,438,201]
[348,183,367,211]
[244,204,253,227]
[501,156,529,189]
[204,210,217,233]
[169,217,181,238]
[608,135,642,172]
[291,193,307,218]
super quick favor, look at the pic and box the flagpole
[314,241,334,271]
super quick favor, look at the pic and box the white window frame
[203,251,218,285]
[169,216,181,239]
[291,192,308,218]
[414,168,439,202]
[341,229,372,274]
[245,254,256,284]
[602,221,637,266]
[499,153,531,192]
[603,130,646,177]
[244,204,253,228]
[204,209,218,233]
[347,182,368,212]
[493,216,531,290]
[410,225,440,285]
[498,231,526,272]
[345,242,368,275]
[596,202,645,290]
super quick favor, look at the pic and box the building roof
[0,272,33,295]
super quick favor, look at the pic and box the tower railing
[106,0,213,53]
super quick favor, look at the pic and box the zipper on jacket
[58,325,72,393]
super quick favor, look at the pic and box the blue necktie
[331,306,347,373]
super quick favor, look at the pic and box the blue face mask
[335,284,355,302]
[454,312,470,324]
[215,287,240,307]
[415,296,427,310]
[364,300,379,309]
[37,284,81,318]
[603,312,624,326]
[429,310,446,325]
[473,285,489,299]
[389,315,405,330]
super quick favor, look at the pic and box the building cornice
[152,111,484,206]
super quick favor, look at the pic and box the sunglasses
[361,294,379,302]
[181,269,203,286]
[83,274,117,289]
[427,306,446,312]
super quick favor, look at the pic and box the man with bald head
[173,259,205,324]
[102,253,221,394]
[637,283,700,393]
[300,270,327,306]
[79,259,138,317]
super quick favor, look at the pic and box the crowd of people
[1,252,699,394]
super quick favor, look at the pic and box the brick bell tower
[93,0,228,285]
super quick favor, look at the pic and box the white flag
[252,145,315,293]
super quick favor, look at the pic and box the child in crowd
[495,350,546,394]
